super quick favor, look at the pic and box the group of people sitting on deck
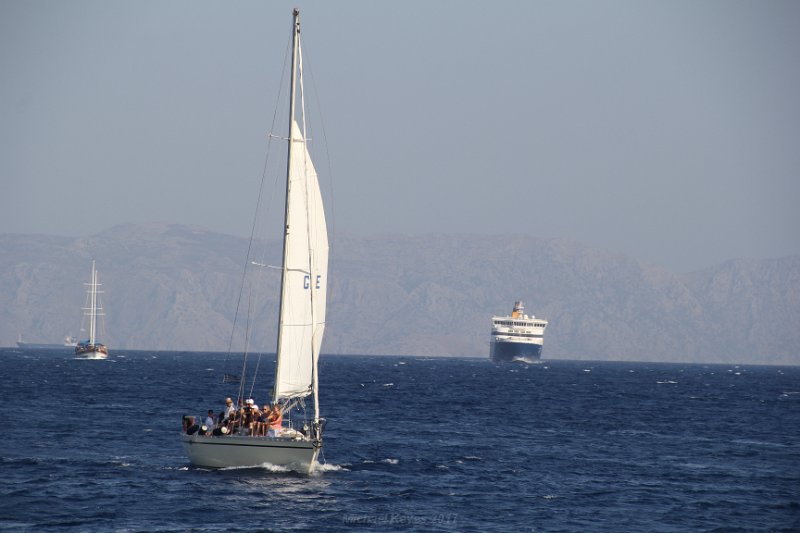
[185,397,283,437]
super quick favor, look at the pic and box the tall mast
[89,261,96,345]
[273,8,301,404]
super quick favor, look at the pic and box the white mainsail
[273,120,329,400]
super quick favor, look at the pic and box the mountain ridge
[1,224,797,365]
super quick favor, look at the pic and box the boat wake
[218,462,292,473]
[313,462,349,473]
[511,356,541,364]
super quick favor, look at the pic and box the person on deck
[242,399,255,435]
[203,409,215,435]
[267,404,283,437]
[224,397,236,419]
[255,404,271,436]
[249,403,261,435]
[227,408,241,435]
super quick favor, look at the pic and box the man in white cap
[224,397,236,419]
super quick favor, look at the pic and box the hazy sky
[1,0,798,272]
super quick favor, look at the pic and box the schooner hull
[181,433,319,473]
[75,344,108,360]
[75,351,108,360]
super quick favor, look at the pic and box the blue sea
[1,349,798,532]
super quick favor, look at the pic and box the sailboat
[181,9,329,473]
[75,260,109,359]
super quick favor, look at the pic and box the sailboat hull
[181,433,319,473]
[75,351,108,360]
[75,343,108,359]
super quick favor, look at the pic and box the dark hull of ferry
[490,340,543,362]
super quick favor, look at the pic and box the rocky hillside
[1,224,797,364]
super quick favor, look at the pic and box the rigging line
[245,291,261,401]
[94,272,106,342]
[248,347,265,402]
[237,289,252,403]
[243,271,266,402]
[222,32,293,382]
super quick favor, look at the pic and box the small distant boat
[181,9,329,474]
[490,301,548,362]
[75,260,109,359]
[16,334,78,351]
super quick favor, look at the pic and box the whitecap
[381,458,399,465]
[732,438,787,448]
[313,462,350,473]
[257,462,292,473]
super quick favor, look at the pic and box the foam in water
[214,462,292,473]
[313,462,349,473]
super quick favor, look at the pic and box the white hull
[76,351,108,360]
[181,433,319,473]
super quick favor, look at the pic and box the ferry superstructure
[490,301,548,362]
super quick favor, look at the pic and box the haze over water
[2,1,799,272]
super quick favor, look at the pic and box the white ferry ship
[490,301,548,362]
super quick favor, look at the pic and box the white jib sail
[274,120,329,400]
